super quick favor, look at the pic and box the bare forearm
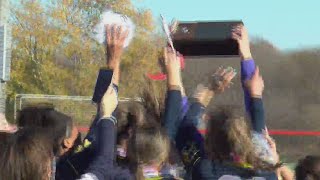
[111,63,120,86]
[241,51,252,61]
[167,72,182,87]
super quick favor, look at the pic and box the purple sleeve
[180,96,189,118]
[241,59,256,113]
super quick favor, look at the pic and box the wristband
[251,94,262,98]
[98,116,117,125]
[168,85,181,91]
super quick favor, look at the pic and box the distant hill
[183,39,320,162]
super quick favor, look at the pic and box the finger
[253,66,260,77]
[214,66,224,75]
[231,33,241,40]
[223,68,235,81]
[219,68,227,76]
[224,70,237,82]
[263,133,272,143]
[263,130,275,146]
[265,127,269,136]
[170,20,178,33]
[265,137,274,147]
[231,27,242,34]
[233,24,243,30]
[115,25,123,44]
[231,30,242,38]
[233,24,243,28]
[101,86,112,104]
[236,25,243,31]
[214,66,227,77]
[267,136,276,147]
[106,25,111,43]
[111,24,116,43]
[231,32,241,41]
[231,27,241,33]
[117,26,123,40]
[220,66,233,77]
[120,29,129,43]
[106,85,113,95]
[256,66,260,74]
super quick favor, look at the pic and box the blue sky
[133,0,320,51]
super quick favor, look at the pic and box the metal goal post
[14,94,137,125]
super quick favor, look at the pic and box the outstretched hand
[245,67,264,98]
[232,25,252,60]
[100,85,118,118]
[193,84,213,107]
[210,67,237,94]
[105,25,129,69]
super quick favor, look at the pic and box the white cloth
[93,10,135,47]
[78,173,99,180]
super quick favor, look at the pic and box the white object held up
[94,10,135,48]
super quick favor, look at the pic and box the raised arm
[175,67,236,170]
[232,25,267,132]
[105,25,128,87]
[232,25,255,114]
[182,67,236,128]
[81,86,118,180]
[163,47,183,141]
[87,25,128,141]
[92,25,128,103]
[245,67,266,133]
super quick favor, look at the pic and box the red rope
[268,130,320,136]
[78,126,320,136]
[198,129,320,136]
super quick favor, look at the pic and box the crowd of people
[0,24,319,180]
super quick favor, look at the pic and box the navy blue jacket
[56,69,116,180]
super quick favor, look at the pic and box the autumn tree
[8,0,163,98]
[5,0,166,121]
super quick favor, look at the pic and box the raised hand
[210,67,237,94]
[232,25,252,60]
[169,19,179,34]
[105,25,129,69]
[245,67,264,98]
[100,85,118,118]
[164,47,181,88]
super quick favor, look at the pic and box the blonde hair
[128,125,170,180]
[205,106,276,171]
